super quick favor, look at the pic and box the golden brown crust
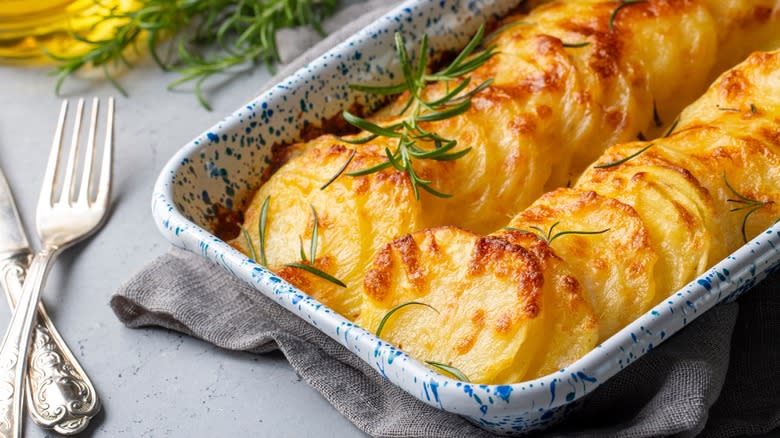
[363,245,394,303]
[392,234,427,292]
[357,227,568,383]
[234,2,780,384]
[506,188,657,339]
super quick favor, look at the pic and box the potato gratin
[234,0,780,383]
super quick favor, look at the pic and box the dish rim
[151,0,780,430]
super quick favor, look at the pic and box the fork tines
[42,97,114,209]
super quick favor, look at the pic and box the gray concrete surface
[0,31,368,438]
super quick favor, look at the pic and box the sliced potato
[642,128,780,253]
[507,188,657,340]
[230,3,780,386]
[493,230,599,379]
[577,142,719,295]
[235,5,780,324]
[357,227,551,384]
[235,136,436,319]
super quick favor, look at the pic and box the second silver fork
[0,98,113,438]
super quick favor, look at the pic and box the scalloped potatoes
[357,50,780,383]
[235,1,780,383]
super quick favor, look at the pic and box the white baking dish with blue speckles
[151,0,780,434]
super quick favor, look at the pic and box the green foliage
[47,0,337,109]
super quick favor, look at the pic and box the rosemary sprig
[241,225,258,261]
[594,144,653,169]
[309,205,319,262]
[298,236,308,261]
[258,195,270,266]
[46,0,337,110]
[562,41,590,48]
[506,222,610,244]
[653,101,663,127]
[609,0,647,32]
[425,361,471,382]
[724,174,773,243]
[320,150,356,190]
[284,205,347,288]
[664,116,680,137]
[375,301,439,337]
[339,25,497,199]
[285,263,347,288]
[716,104,759,114]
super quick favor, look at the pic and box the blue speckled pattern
[151,0,780,434]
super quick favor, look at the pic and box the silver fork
[0,97,114,438]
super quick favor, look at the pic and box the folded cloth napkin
[112,247,780,438]
[111,2,780,437]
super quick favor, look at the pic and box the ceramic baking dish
[152,0,780,434]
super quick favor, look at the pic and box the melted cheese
[236,138,432,319]
[235,1,780,383]
[357,226,597,384]
[237,0,780,320]
[501,188,657,339]
[358,50,780,383]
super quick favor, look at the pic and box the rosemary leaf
[349,83,408,95]
[520,222,610,244]
[530,224,549,238]
[444,25,486,75]
[609,0,647,32]
[739,206,764,245]
[375,301,439,337]
[343,112,403,138]
[321,150,356,190]
[47,0,338,110]
[549,228,610,243]
[724,173,773,243]
[346,160,393,177]
[258,195,270,266]
[281,203,347,287]
[664,116,680,137]
[342,24,497,199]
[339,134,379,145]
[241,225,258,261]
[425,361,471,382]
[284,263,347,288]
[562,41,590,48]
[653,101,662,127]
[415,98,472,122]
[418,182,454,198]
[594,144,653,169]
[309,205,319,263]
[298,236,308,262]
[724,173,759,203]
[426,77,472,107]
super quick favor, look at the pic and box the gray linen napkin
[112,247,780,438]
[111,2,780,437]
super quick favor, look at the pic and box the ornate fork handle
[0,250,52,438]
[0,252,100,436]
[0,251,100,436]
[0,248,91,437]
